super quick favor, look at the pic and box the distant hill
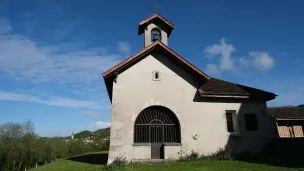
[95,127,110,139]
[74,130,92,139]
[298,104,304,112]
[73,127,110,140]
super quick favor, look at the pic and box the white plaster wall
[107,52,272,164]
[165,146,182,160]
[133,146,151,160]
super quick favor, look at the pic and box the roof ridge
[102,40,210,80]
[139,13,174,27]
[102,41,159,77]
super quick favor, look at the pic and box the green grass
[120,161,303,171]
[81,151,108,155]
[30,159,304,171]
[29,160,104,171]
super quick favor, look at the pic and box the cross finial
[152,1,158,13]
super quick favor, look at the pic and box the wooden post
[36,163,38,168]
[275,120,280,137]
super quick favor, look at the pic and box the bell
[151,30,160,42]
[152,34,159,42]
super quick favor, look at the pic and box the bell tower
[138,13,174,47]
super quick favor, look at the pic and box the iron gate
[134,106,181,144]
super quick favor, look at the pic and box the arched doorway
[134,106,181,159]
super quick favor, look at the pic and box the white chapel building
[102,13,277,164]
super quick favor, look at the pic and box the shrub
[177,146,235,162]
[200,146,235,161]
[68,139,90,157]
[105,155,127,170]
[88,139,109,152]
[178,149,199,162]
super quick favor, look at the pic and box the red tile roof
[138,13,174,37]
[268,106,304,119]
[199,78,276,100]
[139,13,174,28]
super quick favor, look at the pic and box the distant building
[268,106,304,138]
[82,133,98,144]
[83,137,94,143]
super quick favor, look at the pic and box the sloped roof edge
[199,78,277,101]
[102,41,210,80]
[139,13,174,28]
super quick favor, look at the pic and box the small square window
[155,72,159,79]
[152,71,160,81]
[225,110,238,133]
[244,114,258,131]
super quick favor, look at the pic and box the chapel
[102,13,277,164]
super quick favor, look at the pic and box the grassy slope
[30,160,301,171]
[29,160,103,171]
[122,161,297,171]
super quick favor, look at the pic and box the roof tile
[199,78,276,100]
[267,106,304,119]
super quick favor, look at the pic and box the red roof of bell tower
[138,13,174,37]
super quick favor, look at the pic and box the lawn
[29,160,103,171]
[29,154,304,171]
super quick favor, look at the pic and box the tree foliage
[298,104,304,108]
[0,121,109,171]
[73,127,110,140]
[73,130,92,139]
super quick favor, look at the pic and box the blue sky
[0,0,303,137]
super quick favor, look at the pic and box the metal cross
[152,1,158,13]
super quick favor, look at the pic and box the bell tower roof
[138,13,174,37]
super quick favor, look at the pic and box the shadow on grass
[235,153,304,168]
[234,138,304,168]
[68,152,108,165]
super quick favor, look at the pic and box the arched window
[134,106,181,143]
[151,28,161,42]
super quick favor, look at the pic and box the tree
[0,120,37,171]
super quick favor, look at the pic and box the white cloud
[0,91,106,109]
[0,19,127,108]
[0,19,124,85]
[249,51,275,70]
[204,38,275,75]
[204,38,235,70]
[206,64,220,75]
[94,121,110,129]
[0,34,122,84]
[117,41,131,56]
[238,56,250,66]
[82,112,100,119]
[238,52,275,71]
[0,19,12,34]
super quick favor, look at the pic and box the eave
[138,13,174,37]
[102,41,210,80]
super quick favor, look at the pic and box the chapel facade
[102,13,277,164]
